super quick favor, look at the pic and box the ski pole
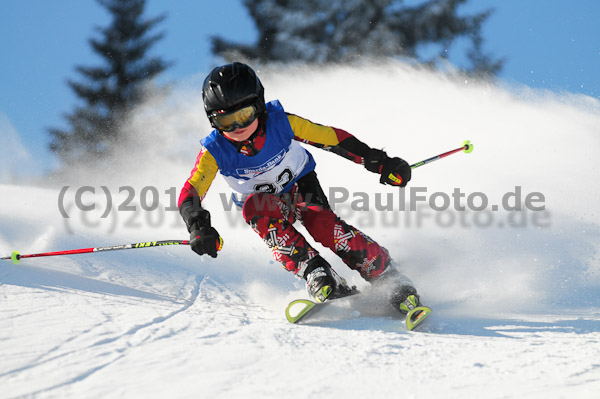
[1,240,190,265]
[410,140,474,169]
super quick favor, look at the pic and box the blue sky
[1,1,598,177]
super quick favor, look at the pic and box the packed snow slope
[1,62,600,398]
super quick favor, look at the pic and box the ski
[285,291,432,330]
[404,305,432,330]
[285,288,361,324]
[398,294,433,330]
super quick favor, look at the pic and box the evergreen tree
[49,0,170,165]
[212,0,502,75]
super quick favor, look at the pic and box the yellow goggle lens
[211,105,257,131]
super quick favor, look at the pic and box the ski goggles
[209,104,257,132]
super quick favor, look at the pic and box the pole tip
[462,140,474,154]
[11,251,20,264]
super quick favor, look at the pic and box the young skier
[179,62,421,313]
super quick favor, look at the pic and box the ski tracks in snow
[1,272,214,398]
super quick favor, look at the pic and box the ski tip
[285,299,317,324]
[11,251,21,264]
[406,306,432,331]
[462,140,474,154]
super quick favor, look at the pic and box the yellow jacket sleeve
[287,114,341,147]
[178,149,219,206]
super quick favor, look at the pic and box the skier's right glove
[189,226,223,258]
[179,197,223,257]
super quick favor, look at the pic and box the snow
[2,62,600,398]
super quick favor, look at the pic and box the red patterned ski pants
[242,176,390,281]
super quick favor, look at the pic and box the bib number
[254,168,295,194]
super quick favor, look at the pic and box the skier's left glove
[380,156,411,187]
[365,149,411,187]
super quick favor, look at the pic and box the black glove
[365,149,411,187]
[380,157,411,187]
[180,197,223,257]
[189,226,222,258]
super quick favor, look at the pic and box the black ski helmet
[202,62,266,129]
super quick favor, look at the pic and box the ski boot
[373,265,416,309]
[375,265,431,330]
[302,256,353,303]
[390,285,421,314]
[374,263,421,314]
